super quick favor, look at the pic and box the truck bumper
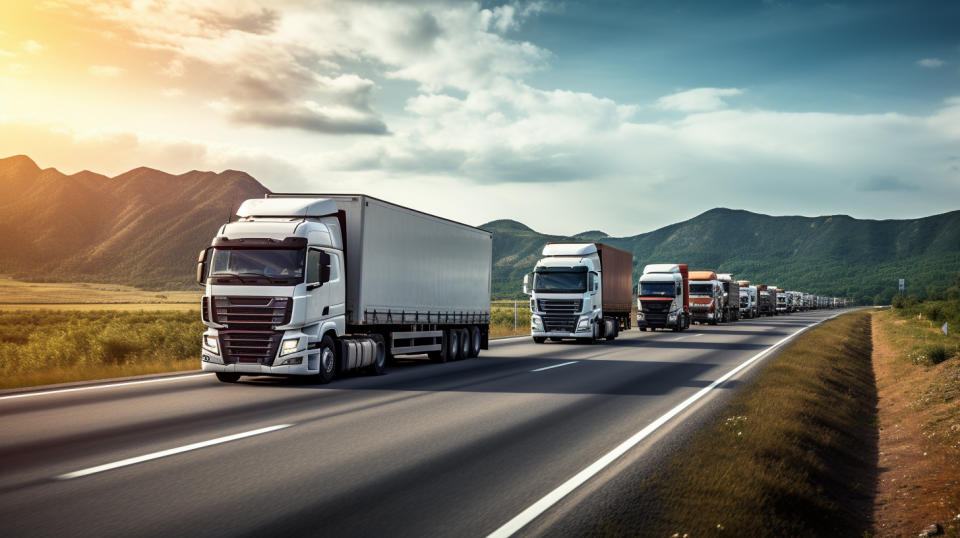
[201,328,317,376]
[530,329,592,339]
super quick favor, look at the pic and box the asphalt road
[0,309,847,537]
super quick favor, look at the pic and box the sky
[1,0,959,236]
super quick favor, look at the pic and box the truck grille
[538,299,582,332]
[212,296,292,330]
[219,330,281,366]
[641,301,670,327]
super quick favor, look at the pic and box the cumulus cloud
[917,58,945,68]
[656,88,744,112]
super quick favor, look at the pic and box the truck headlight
[637,312,644,320]
[576,316,591,332]
[203,335,219,354]
[531,315,543,329]
[280,338,300,356]
[668,312,678,321]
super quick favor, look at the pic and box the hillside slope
[0,155,268,289]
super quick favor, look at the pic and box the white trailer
[198,194,493,384]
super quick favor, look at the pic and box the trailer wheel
[446,328,460,361]
[365,334,386,376]
[467,326,481,358]
[215,372,241,383]
[317,335,337,384]
[458,328,470,360]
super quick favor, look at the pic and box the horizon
[2,0,959,235]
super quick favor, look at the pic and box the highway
[0,309,845,537]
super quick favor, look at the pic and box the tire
[458,328,470,360]
[365,334,386,376]
[215,372,240,383]
[605,319,617,341]
[533,336,546,344]
[468,326,481,358]
[317,335,337,384]
[446,328,460,361]
[590,321,600,343]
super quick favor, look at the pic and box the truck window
[306,249,321,283]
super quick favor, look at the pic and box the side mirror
[196,248,212,286]
[590,272,599,294]
[522,273,532,295]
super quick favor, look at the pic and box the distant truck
[524,243,633,343]
[717,273,740,322]
[197,194,493,384]
[757,285,777,316]
[776,288,788,314]
[637,264,691,331]
[737,280,758,319]
[689,270,724,325]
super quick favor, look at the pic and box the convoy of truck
[197,194,848,383]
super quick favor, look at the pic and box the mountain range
[1,154,957,304]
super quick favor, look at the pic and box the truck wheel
[215,372,241,383]
[467,326,481,358]
[365,334,386,376]
[458,328,470,360]
[446,328,460,361]
[604,318,617,341]
[533,337,546,344]
[317,335,337,384]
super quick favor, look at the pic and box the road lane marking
[670,333,703,341]
[56,424,294,480]
[530,361,579,372]
[487,312,843,538]
[0,373,213,401]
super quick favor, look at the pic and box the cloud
[857,175,920,191]
[656,88,744,112]
[916,58,945,68]
[228,103,388,135]
[88,65,123,78]
[21,40,43,54]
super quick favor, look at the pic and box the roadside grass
[872,309,960,536]
[613,311,877,536]
[0,306,533,389]
[0,310,203,389]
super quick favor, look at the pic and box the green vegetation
[0,310,203,389]
[0,306,530,389]
[593,312,876,536]
[485,208,960,303]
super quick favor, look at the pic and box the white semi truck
[197,194,493,383]
[637,264,691,332]
[523,243,633,343]
[737,280,758,319]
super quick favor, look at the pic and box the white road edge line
[57,424,294,480]
[487,312,843,538]
[0,373,213,401]
[531,361,579,373]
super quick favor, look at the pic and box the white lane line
[0,373,213,401]
[487,312,841,538]
[671,333,703,341]
[57,424,293,480]
[531,361,579,373]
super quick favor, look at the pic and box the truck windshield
[210,248,305,285]
[740,295,748,306]
[689,283,714,295]
[639,283,675,297]
[533,272,587,293]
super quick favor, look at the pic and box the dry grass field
[0,275,199,308]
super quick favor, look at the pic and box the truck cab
[198,198,350,383]
[524,243,631,343]
[776,288,787,314]
[637,264,690,332]
[689,271,723,325]
[737,281,758,319]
